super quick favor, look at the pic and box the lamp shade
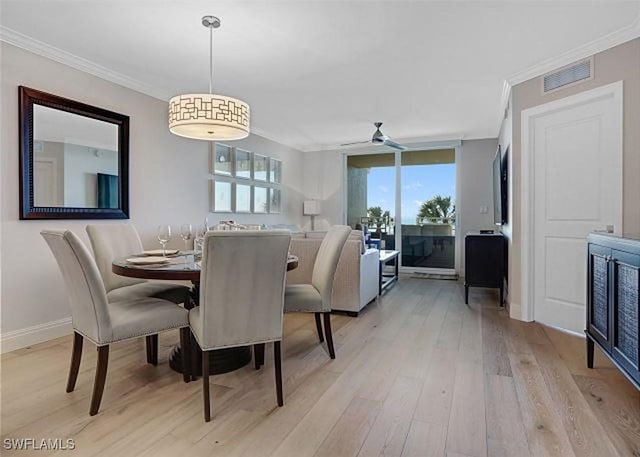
[169,93,250,141]
[303,200,321,216]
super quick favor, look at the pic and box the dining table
[112,251,299,378]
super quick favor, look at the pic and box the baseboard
[509,302,532,322]
[1,317,72,354]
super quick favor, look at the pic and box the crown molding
[0,26,307,152]
[0,26,171,101]
[507,14,640,87]
[496,14,640,137]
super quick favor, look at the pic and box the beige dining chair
[190,230,291,422]
[283,225,351,359]
[86,224,189,365]
[41,229,191,416]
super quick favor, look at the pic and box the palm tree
[418,195,455,224]
[367,206,384,234]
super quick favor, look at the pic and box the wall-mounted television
[493,145,508,225]
[97,173,119,209]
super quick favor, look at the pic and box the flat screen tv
[97,173,119,209]
[493,145,508,225]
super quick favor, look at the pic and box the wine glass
[180,224,192,251]
[157,225,171,256]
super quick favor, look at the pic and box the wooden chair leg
[190,335,200,379]
[254,343,265,370]
[202,350,211,422]
[274,341,283,407]
[323,312,336,359]
[314,313,324,343]
[89,345,109,416]
[179,328,191,383]
[146,334,158,365]
[66,332,83,393]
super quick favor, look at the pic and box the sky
[367,164,456,224]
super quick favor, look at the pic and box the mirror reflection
[33,105,119,208]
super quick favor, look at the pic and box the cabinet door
[465,236,503,287]
[587,244,612,349]
[611,250,640,377]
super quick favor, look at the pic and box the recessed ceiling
[1,1,639,151]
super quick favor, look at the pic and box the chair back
[196,230,291,350]
[311,225,352,310]
[41,230,112,344]
[86,224,145,292]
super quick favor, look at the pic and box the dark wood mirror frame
[19,86,130,220]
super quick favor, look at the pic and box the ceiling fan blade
[341,140,371,146]
[383,138,408,151]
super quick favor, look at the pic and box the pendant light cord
[209,24,214,94]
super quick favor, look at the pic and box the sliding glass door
[346,147,457,273]
[400,149,456,270]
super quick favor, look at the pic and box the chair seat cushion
[107,297,189,343]
[284,284,324,313]
[106,281,189,304]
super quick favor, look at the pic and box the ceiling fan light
[169,93,250,141]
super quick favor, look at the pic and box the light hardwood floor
[2,278,640,456]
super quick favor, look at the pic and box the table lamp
[303,200,321,230]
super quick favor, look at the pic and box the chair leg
[66,332,83,393]
[323,312,336,359]
[202,350,211,422]
[89,345,109,416]
[274,341,283,407]
[254,343,265,370]
[314,313,325,343]
[146,334,158,366]
[179,328,191,383]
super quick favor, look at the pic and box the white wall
[456,139,499,272]
[302,139,499,272]
[63,145,118,207]
[0,43,305,351]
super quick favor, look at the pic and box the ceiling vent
[542,58,592,93]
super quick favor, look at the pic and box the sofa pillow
[350,230,366,254]
[305,231,327,239]
[305,229,365,254]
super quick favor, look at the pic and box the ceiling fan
[341,122,408,151]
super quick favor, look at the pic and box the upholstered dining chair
[283,225,351,359]
[190,230,291,422]
[41,229,190,416]
[86,224,189,365]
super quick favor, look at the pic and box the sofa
[286,230,379,315]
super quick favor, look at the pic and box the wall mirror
[19,86,130,219]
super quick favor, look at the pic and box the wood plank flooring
[2,278,640,456]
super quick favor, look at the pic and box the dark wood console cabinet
[586,233,640,389]
[464,232,505,306]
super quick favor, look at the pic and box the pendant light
[169,16,250,141]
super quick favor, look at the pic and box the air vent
[543,58,592,93]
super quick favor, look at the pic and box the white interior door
[527,82,622,333]
[34,158,59,206]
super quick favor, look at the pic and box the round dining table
[112,252,298,377]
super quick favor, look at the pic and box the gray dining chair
[86,224,189,365]
[41,229,190,416]
[283,225,351,359]
[190,230,291,422]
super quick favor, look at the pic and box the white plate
[142,249,179,256]
[126,256,170,265]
